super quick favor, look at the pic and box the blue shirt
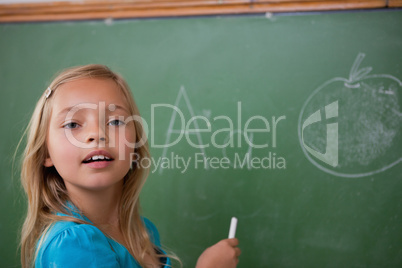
[35,207,170,268]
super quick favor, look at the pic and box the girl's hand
[196,238,241,268]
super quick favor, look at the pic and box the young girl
[20,65,241,267]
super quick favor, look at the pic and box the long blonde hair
[20,65,170,267]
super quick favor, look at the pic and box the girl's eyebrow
[109,104,130,114]
[56,106,77,119]
[56,104,131,119]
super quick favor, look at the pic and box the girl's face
[44,78,136,193]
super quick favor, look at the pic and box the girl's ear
[44,157,54,167]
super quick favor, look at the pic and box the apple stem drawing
[346,53,373,88]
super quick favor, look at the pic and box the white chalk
[228,217,238,239]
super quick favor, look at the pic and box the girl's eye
[63,122,79,129]
[108,119,125,126]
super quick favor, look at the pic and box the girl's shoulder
[35,216,163,268]
[35,220,120,268]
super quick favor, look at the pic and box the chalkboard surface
[1,10,401,267]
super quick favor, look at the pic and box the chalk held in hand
[228,217,238,239]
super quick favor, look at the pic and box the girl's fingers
[226,238,239,247]
[234,247,241,258]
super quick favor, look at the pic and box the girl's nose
[85,124,108,144]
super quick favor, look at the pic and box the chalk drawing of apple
[298,53,401,178]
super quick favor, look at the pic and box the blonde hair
[19,65,174,267]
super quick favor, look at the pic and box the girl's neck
[68,182,123,228]
[67,182,130,249]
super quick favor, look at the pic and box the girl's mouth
[82,150,114,165]
[82,155,114,164]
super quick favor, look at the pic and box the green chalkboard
[1,9,401,268]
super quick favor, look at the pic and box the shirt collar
[57,201,92,223]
